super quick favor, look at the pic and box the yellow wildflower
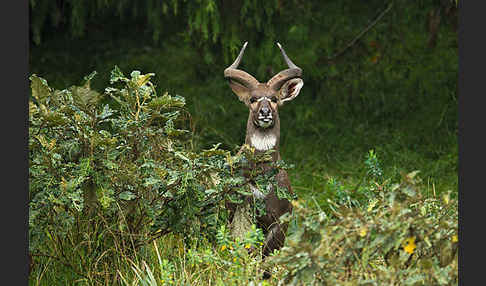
[367,200,378,212]
[221,245,227,251]
[403,236,417,254]
[359,227,368,237]
[452,235,458,243]
[443,193,450,205]
[292,200,301,208]
[245,243,251,249]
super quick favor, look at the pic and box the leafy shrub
[28,68,293,284]
[29,68,204,282]
[266,169,458,285]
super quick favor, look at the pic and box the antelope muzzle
[253,97,276,128]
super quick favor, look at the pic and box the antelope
[224,42,303,277]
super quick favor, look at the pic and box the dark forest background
[29,0,458,194]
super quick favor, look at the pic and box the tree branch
[327,2,394,62]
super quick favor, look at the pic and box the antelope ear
[228,79,251,103]
[278,78,303,105]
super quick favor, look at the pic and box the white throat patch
[250,133,277,151]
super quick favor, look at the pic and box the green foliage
[365,149,383,180]
[29,69,197,282]
[30,1,456,68]
[266,170,458,285]
[117,227,270,286]
[29,68,295,284]
[29,67,458,285]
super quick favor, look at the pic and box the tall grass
[30,148,457,285]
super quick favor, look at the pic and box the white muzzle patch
[256,97,273,128]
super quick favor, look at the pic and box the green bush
[266,170,458,285]
[28,68,294,284]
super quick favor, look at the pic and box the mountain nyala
[223,42,303,278]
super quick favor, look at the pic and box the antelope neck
[246,115,280,156]
[250,131,277,152]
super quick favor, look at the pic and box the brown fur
[224,43,304,278]
[227,79,302,256]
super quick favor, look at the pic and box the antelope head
[224,42,304,136]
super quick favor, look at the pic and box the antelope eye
[271,96,278,103]
[250,97,257,103]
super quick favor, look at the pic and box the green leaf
[135,72,155,88]
[401,186,416,197]
[201,143,228,157]
[162,111,181,120]
[119,191,137,201]
[70,86,101,110]
[110,65,127,84]
[403,274,426,285]
[174,152,191,163]
[97,104,115,120]
[143,177,162,187]
[148,93,186,110]
[83,71,97,88]
[204,189,217,195]
[102,159,118,170]
[43,111,68,127]
[30,74,52,103]
[406,170,420,179]
[130,70,141,79]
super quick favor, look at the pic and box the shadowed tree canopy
[30,0,457,74]
[29,0,458,98]
[29,0,458,190]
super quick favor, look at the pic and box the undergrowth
[29,69,457,285]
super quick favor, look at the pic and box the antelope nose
[261,107,270,115]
